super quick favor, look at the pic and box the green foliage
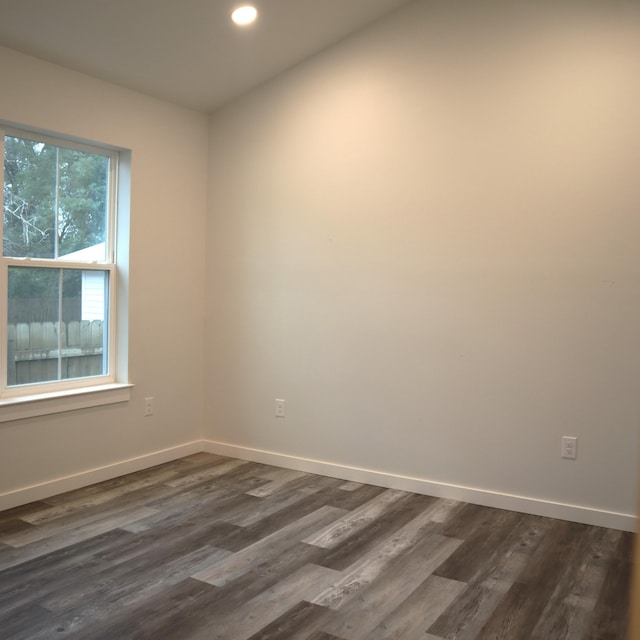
[3,135,109,301]
[3,135,108,259]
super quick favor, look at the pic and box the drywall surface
[0,46,208,498]
[206,1,640,521]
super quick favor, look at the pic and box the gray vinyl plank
[311,500,460,611]
[424,498,465,523]
[0,500,158,548]
[0,453,630,640]
[43,543,231,613]
[367,575,467,640]
[583,530,633,640]
[0,602,55,640]
[164,457,250,489]
[227,474,339,527]
[0,529,137,615]
[0,501,51,523]
[529,526,623,639]
[0,518,36,537]
[472,520,593,640]
[431,504,525,583]
[194,505,348,586]
[119,483,260,534]
[303,489,409,549]
[190,564,340,640]
[218,480,346,552]
[320,533,463,639]
[0,506,157,571]
[321,483,387,511]
[21,468,184,526]
[317,493,438,572]
[428,513,555,640]
[59,577,221,640]
[338,481,364,492]
[181,452,228,465]
[245,601,335,640]
[41,458,194,506]
[177,540,329,627]
[246,468,310,497]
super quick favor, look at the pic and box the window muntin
[3,133,110,261]
[1,128,117,395]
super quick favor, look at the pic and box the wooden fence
[7,321,105,385]
[8,297,81,324]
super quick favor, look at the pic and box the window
[1,127,119,400]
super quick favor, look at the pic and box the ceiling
[0,0,414,112]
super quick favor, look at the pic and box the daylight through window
[1,128,118,395]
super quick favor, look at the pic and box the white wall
[0,46,208,500]
[206,0,640,527]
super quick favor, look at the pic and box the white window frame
[0,125,131,420]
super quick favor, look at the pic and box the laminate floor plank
[0,499,158,548]
[316,493,439,572]
[311,501,460,611]
[304,489,409,549]
[583,530,633,640]
[220,480,349,552]
[21,469,186,526]
[0,453,631,640]
[194,505,347,586]
[0,518,36,537]
[246,468,310,497]
[40,458,196,506]
[43,542,231,614]
[0,506,157,571]
[120,484,261,534]
[59,577,221,640]
[0,501,51,523]
[320,532,463,639]
[321,483,388,511]
[428,513,555,640]
[338,481,364,492]
[473,520,596,640]
[164,458,251,490]
[529,526,623,639]
[197,541,327,614]
[191,564,339,640]
[432,504,525,582]
[366,574,466,640]
[1,602,55,640]
[0,529,138,615]
[245,601,335,640]
[226,474,341,528]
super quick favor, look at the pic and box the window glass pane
[6,266,108,386]
[58,147,109,259]
[61,269,108,380]
[3,135,108,260]
[7,267,61,385]
[3,137,56,258]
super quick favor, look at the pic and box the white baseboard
[202,440,637,532]
[2,438,635,532]
[0,441,203,512]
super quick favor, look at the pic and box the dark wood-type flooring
[0,453,632,639]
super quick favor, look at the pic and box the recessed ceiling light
[231,5,258,26]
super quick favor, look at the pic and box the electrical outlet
[561,436,577,459]
[144,397,154,417]
[275,398,285,418]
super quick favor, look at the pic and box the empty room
[0,0,638,638]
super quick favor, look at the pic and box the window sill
[0,383,133,423]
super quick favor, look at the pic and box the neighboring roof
[60,242,105,262]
